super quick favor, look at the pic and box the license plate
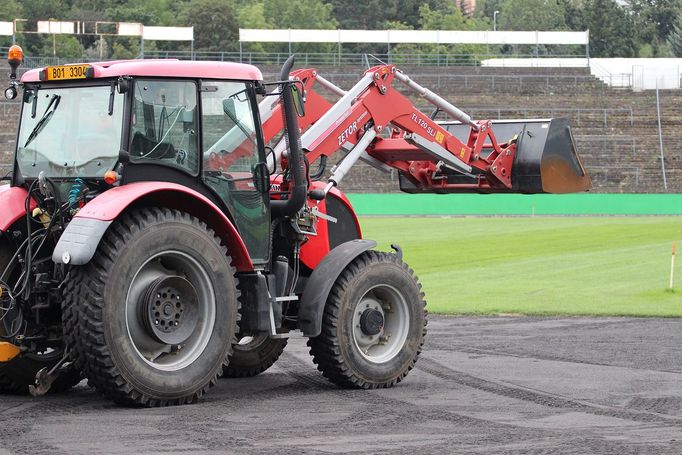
[44,64,91,81]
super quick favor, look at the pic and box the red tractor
[0,45,590,406]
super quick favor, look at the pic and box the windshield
[16,84,124,178]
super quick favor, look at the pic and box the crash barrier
[347,193,682,216]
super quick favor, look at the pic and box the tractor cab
[11,56,275,264]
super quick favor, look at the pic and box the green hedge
[346,193,682,216]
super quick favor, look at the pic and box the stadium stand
[260,65,681,193]
[0,63,680,193]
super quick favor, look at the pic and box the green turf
[359,216,682,316]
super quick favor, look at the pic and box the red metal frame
[75,182,254,272]
[300,64,518,192]
[0,184,36,232]
[298,181,361,269]
[22,60,263,84]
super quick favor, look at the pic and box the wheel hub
[359,308,384,336]
[140,275,199,345]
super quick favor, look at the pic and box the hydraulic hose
[270,55,308,218]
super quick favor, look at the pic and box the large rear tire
[66,208,239,406]
[223,335,287,378]
[0,240,82,395]
[307,250,427,388]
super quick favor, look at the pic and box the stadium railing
[0,47,587,69]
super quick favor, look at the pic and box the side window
[130,80,199,174]
[201,82,259,177]
[201,81,270,264]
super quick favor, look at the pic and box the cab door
[201,81,270,264]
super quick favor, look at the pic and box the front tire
[307,250,427,389]
[67,208,239,406]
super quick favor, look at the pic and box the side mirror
[252,162,270,194]
[290,84,305,118]
[117,77,130,94]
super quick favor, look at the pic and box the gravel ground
[2,316,682,454]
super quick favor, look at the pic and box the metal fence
[0,46,587,69]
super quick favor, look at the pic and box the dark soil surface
[2,316,682,454]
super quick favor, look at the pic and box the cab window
[130,80,199,174]
[201,81,270,263]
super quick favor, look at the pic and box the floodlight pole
[493,11,499,32]
[656,79,668,191]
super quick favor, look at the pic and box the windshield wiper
[24,94,61,148]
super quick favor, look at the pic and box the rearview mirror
[291,84,305,118]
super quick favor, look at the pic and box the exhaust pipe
[271,55,308,217]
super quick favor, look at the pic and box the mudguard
[299,239,377,337]
[0,185,35,232]
[51,181,254,272]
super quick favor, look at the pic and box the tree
[264,0,337,29]
[0,0,22,21]
[261,0,338,52]
[40,35,86,59]
[627,0,681,41]
[236,2,268,53]
[558,0,583,31]
[391,0,454,29]
[325,0,455,29]
[668,21,682,56]
[626,0,681,56]
[325,0,398,29]
[238,2,268,29]
[0,0,22,48]
[582,0,638,57]
[179,0,239,52]
[475,0,505,24]
[392,4,485,64]
[498,0,567,31]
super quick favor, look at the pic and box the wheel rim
[351,284,410,364]
[234,334,270,352]
[125,250,216,372]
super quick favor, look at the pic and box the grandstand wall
[1,64,680,193]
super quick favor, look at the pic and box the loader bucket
[442,118,591,194]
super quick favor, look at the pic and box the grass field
[359,216,682,316]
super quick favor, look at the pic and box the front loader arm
[295,64,590,195]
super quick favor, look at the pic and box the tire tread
[307,250,428,389]
[63,207,240,406]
